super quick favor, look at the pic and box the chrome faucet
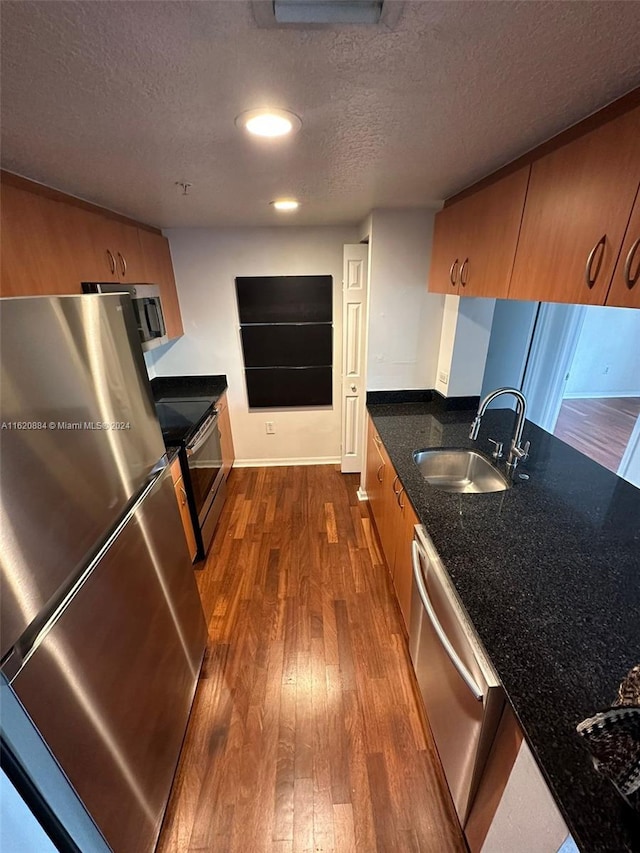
[469,388,530,473]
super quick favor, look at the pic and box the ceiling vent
[251,0,404,28]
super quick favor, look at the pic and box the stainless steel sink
[413,448,510,493]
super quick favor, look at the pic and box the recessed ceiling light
[271,199,300,211]
[236,108,302,138]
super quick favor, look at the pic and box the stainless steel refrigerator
[0,295,207,853]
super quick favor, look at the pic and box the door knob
[350,383,357,393]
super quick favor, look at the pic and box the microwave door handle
[411,540,483,701]
[143,301,161,335]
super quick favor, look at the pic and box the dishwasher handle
[411,540,483,702]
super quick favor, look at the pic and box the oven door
[185,412,224,525]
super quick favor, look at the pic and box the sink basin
[413,448,510,493]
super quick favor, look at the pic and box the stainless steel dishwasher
[410,525,505,828]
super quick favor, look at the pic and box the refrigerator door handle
[411,540,483,701]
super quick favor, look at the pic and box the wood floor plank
[158,465,465,853]
[554,396,640,473]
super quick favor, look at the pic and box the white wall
[565,306,640,398]
[147,225,357,465]
[436,296,496,397]
[481,299,539,408]
[366,209,444,390]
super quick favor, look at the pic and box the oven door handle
[186,412,219,457]
[411,540,483,701]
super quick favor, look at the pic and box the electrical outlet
[265,421,275,435]
[439,371,449,385]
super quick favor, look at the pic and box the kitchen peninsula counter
[368,398,640,853]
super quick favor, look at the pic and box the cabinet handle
[117,252,127,277]
[106,249,116,275]
[623,237,640,290]
[179,486,188,508]
[373,433,382,446]
[392,474,401,496]
[584,235,606,289]
[449,259,459,286]
[459,258,469,288]
[376,463,384,484]
[396,487,405,510]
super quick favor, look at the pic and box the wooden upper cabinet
[81,213,147,283]
[1,172,184,335]
[428,200,468,294]
[0,185,78,296]
[606,187,640,309]
[460,167,530,298]
[508,107,640,305]
[428,167,529,299]
[138,229,184,338]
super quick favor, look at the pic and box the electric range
[155,396,226,562]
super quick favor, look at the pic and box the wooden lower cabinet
[217,392,235,479]
[170,457,198,563]
[366,418,387,534]
[365,415,418,631]
[393,496,419,631]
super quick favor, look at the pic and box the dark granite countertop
[150,374,228,402]
[368,400,640,853]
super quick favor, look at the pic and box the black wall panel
[240,323,332,368]
[236,276,332,324]
[244,367,332,408]
[236,275,333,408]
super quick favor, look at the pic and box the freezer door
[0,294,167,659]
[9,466,206,853]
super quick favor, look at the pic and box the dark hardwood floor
[554,396,640,474]
[157,465,465,853]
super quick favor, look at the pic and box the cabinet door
[460,167,530,299]
[606,188,640,309]
[114,221,148,282]
[392,497,419,632]
[379,447,399,572]
[138,229,184,338]
[428,201,467,294]
[0,185,78,295]
[366,419,387,533]
[55,205,137,283]
[217,393,235,479]
[509,107,640,305]
[48,202,119,283]
[170,458,197,562]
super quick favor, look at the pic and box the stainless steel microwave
[81,282,169,352]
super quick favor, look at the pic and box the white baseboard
[234,456,341,468]
[356,487,368,501]
[563,391,640,400]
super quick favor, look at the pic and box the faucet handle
[511,440,530,462]
[488,439,504,460]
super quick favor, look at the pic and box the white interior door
[341,244,369,473]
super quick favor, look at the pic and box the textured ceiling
[1,1,639,228]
